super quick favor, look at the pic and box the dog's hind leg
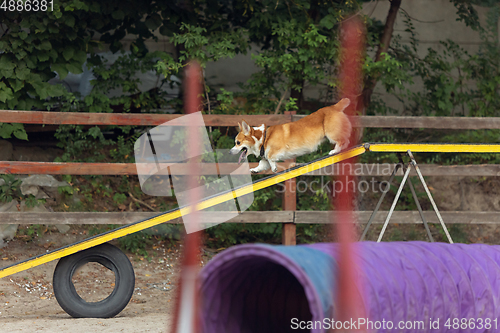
[327,139,349,155]
[328,145,341,155]
[327,139,342,155]
[324,110,352,155]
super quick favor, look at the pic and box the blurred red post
[332,16,366,330]
[170,61,203,333]
[282,110,297,245]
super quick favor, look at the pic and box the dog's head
[230,120,265,163]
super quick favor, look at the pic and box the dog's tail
[336,98,350,112]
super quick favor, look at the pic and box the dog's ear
[238,122,242,132]
[241,120,251,135]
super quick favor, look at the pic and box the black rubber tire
[53,243,135,318]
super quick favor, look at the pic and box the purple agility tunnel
[199,242,500,333]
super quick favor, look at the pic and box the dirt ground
[0,236,198,332]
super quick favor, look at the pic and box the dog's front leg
[250,159,271,173]
[268,159,278,173]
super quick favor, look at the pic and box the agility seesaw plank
[0,145,366,278]
[4,142,500,278]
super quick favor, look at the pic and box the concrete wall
[366,0,487,53]
[363,1,492,113]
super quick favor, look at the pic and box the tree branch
[374,0,401,63]
[128,192,156,211]
[274,89,288,114]
[361,0,402,112]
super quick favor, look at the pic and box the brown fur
[232,98,352,172]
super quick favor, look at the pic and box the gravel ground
[0,237,197,332]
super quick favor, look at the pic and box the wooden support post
[282,111,297,245]
[282,172,296,245]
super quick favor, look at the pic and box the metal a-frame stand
[360,150,453,243]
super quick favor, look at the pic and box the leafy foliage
[0,175,22,203]
[0,1,103,138]
[0,175,45,207]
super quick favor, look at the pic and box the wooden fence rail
[4,109,500,129]
[1,161,500,177]
[1,211,499,225]
[2,110,500,245]
[0,161,500,177]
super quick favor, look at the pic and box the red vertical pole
[333,16,366,330]
[170,62,202,333]
[282,111,297,245]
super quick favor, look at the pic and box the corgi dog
[230,98,352,173]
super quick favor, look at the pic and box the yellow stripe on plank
[368,143,500,153]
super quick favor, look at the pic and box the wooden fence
[2,110,500,245]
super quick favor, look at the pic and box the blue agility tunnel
[199,242,500,333]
